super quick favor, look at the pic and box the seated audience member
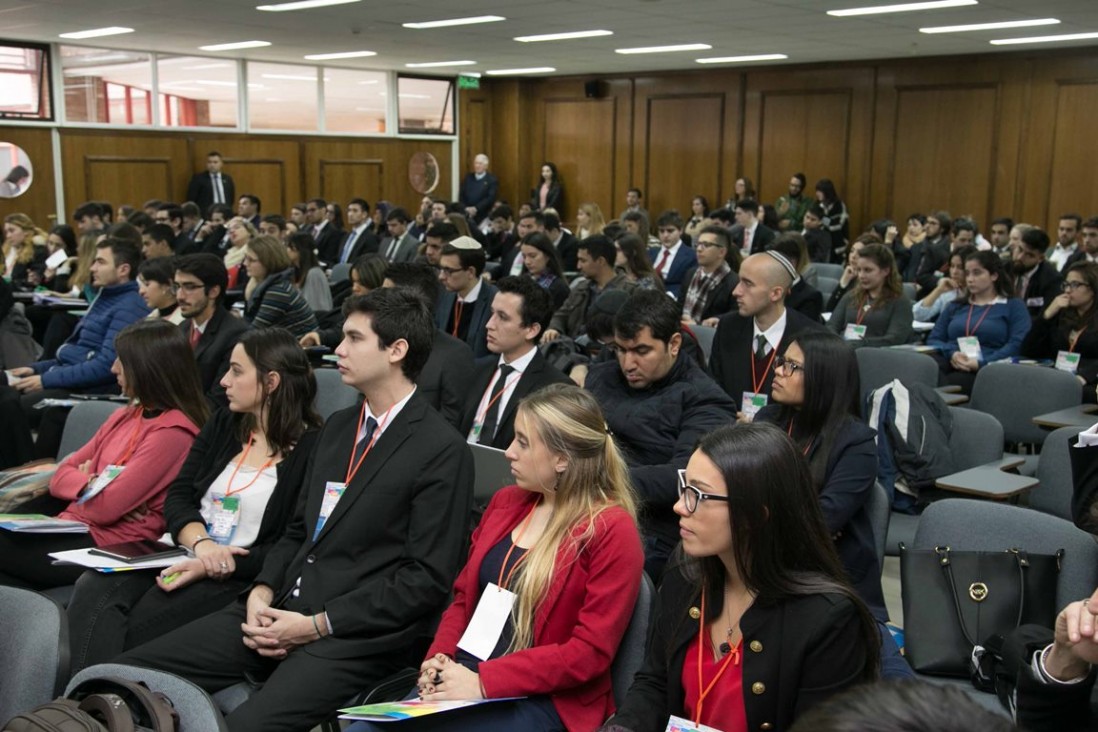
[435,237,497,358]
[459,276,569,449]
[0,320,206,589]
[615,233,664,292]
[519,232,571,310]
[72,201,106,233]
[987,217,1014,261]
[828,243,913,348]
[825,234,876,312]
[195,203,233,253]
[67,328,322,671]
[927,249,1031,394]
[577,201,607,240]
[680,225,739,326]
[299,253,388,349]
[731,197,776,256]
[336,198,380,265]
[258,214,287,242]
[223,216,257,272]
[382,207,419,263]
[543,235,636,342]
[421,220,458,268]
[40,224,78,294]
[767,233,823,322]
[117,288,474,732]
[493,211,544,281]
[898,213,928,273]
[648,211,697,299]
[2,213,48,289]
[543,211,578,272]
[586,289,736,577]
[775,174,809,232]
[1063,216,1098,270]
[1013,227,1064,320]
[801,203,832,264]
[602,422,879,732]
[286,232,332,313]
[909,212,951,296]
[349,385,643,732]
[1049,213,1083,272]
[913,245,975,322]
[0,276,38,370]
[242,235,318,339]
[0,238,150,468]
[1022,261,1098,402]
[138,257,183,324]
[484,205,517,262]
[708,252,822,418]
[141,223,176,260]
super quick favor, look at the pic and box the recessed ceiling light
[403,16,505,29]
[990,31,1098,45]
[514,30,613,42]
[696,53,788,64]
[484,67,556,75]
[405,60,477,68]
[828,0,977,17]
[616,43,711,55]
[199,41,272,51]
[304,50,377,60]
[921,18,1059,33]
[357,80,379,85]
[257,0,360,11]
[59,27,134,39]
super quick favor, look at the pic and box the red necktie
[189,325,201,349]
[655,248,672,274]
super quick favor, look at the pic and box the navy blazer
[459,172,499,221]
[649,244,698,299]
[434,282,499,358]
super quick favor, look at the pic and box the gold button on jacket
[749,640,763,653]
[751,682,766,695]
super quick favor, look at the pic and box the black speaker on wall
[585,80,606,98]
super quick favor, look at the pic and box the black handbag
[899,543,1064,676]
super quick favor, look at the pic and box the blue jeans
[344,694,563,732]
[879,621,916,680]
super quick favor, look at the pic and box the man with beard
[1013,227,1064,320]
[775,172,810,231]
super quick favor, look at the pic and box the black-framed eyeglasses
[1063,280,1091,291]
[437,266,465,277]
[677,470,729,514]
[773,354,804,376]
[170,282,205,294]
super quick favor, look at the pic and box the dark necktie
[755,334,769,360]
[351,416,379,467]
[478,365,515,445]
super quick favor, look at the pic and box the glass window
[0,42,52,121]
[247,62,318,131]
[157,56,239,128]
[62,46,152,125]
[324,68,387,134]
[396,75,455,135]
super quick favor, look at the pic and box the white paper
[664,714,724,732]
[457,582,516,661]
[46,249,69,269]
[49,547,178,571]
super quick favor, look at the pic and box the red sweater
[427,486,644,732]
[53,406,200,546]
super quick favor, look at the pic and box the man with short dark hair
[801,203,831,263]
[989,217,1014,261]
[680,225,738,325]
[154,203,184,237]
[459,276,569,449]
[458,153,498,225]
[543,211,578,271]
[913,211,954,296]
[950,218,977,250]
[196,203,233,254]
[544,235,636,341]
[586,288,736,577]
[1065,217,1098,267]
[1013,227,1064,319]
[178,201,204,255]
[484,204,516,261]
[72,202,104,233]
[435,237,497,357]
[649,210,697,299]
[237,194,261,228]
[382,208,418,263]
[732,197,775,256]
[619,187,647,221]
[259,214,287,241]
[142,224,176,260]
[337,198,379,264]
[492,210,542,280]
[1050,213,1083,272]
[420,221,458,267]
[776,172,810,231]
[186,151,235,214]
[304,198,340,263]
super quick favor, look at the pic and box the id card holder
[78,464,124,504]
[470,422,483,440]
[957,336,983,361]
[207,493,241,544]
[457,582,516,661]
[843,323,867,341]
[665,715,724,732]
[1026,297,1045,309]
[313,481,346,540]
[740,392,767,420]
[1056,350,1081,374]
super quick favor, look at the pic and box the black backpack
[4,676,179,732]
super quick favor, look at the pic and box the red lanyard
[750,344,779,394]
[1071,326,1088,353]
[112,408,146,467]
[224,434,275,497]
[475,370,523,426]
[452,300,465,338]
[855,300,871,326]
[786,419,813,456]
[497,502,538,590]
[695,588,741,725]
[345,401,395,484]
[965,303,993,337]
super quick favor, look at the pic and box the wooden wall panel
[0,127,55,228]
[1045,81,1098,227]
[188,138,301,217]
[85,157,173,205]
[644,95,724,220]
[756,92,851,206]
[541,98,616,222]
[317,159,383,207]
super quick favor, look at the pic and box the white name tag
[843,323,867,341]
[740,392,767,419]
[665,715,723,732]
[77,465,124,504]
[208,494,242,544]
[1056,350,1081,374]
[457,582,516,661]
[313,481,347,540]
[957,336,983,361]
[1026,297,1045,308]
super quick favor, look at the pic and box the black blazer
[786,279,824,323]
[434,283,499,358]
[554,232,580,272]
[186,172,235,216]
[678,266,738,323]
[181,307,251,408]
[708,307,823,408]
[608,561,872,732]
[530,182,563,212]
[254,392,474,660]
[1017,261,1065,319]
[418,331,476,429]
[336,228,380,264]
[162,409,319,580]
[458,350,570,449]
[732,224,776,255]
[313,224,345,265]
[459,172,499,221]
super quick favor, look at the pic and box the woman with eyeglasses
[242,235,319,339]
[347,384,643,732]
[602,422,879,732]
[1022,261,1098,402]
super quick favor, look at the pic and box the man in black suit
[708,251,822,418]
[185,151,235,215]
[543,211,579,272]
[118,287,474,732]
[680,225,739,326]
[458,153,498,226]
[335,198,380,264]
[1013,227,1064,320]
[434,237,497,357]
[236,193,262,229]
[459,276,569,448]
[304,198,341,264]
[173,254,250,408]
[731,197,775,256]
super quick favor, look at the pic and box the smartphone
[88,540,186,564]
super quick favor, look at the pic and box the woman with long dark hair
[530,162,563,213]
[286,232,332,313]
[520,232,570,309]
[814,178,849,263]
[603,422,879,732]
[1023,261,1098,402]
[828,243,913,347]
[66,327,323,670]
[684,196,710,241]
[615,233,663,291]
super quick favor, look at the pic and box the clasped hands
[7,366,42,393]
[238,584,323,660]
[417,654,484,701]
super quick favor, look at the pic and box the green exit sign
[458,75,480,90]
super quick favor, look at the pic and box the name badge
[1026,297,1045,308]
[314,481,347,540]
[77,464,124,504]
[740,392,767,419]
[843,323,867,341]
[1056,350,1081,374]
[957,336,983,361]
[665,715,723,732]
[207,494,241,544]
[457,582,516,661]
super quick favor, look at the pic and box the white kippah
[448,236,482,250]
[763,250,798,282]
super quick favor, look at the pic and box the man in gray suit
[382,208,419,263]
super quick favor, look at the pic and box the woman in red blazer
[347,384,644,732]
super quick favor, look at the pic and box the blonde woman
[242,235,318,338]
[576,202,606,240]
[349,384,644,732]
[223,216,257,269]
[2,213,47,287]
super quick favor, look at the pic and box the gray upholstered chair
[0,587,69,723]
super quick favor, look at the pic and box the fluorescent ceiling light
[182,63,231,70]
[485,67,556,75]
[262,73,317,81]
[200,40,271,51]
[357,80,379,85]
[514,30,613,42]
[398,93,432,99]
[828,0,977,17]
[59,26,134,39]
[697,53,788,64]
[921,18,1059,33]
[990,31,1098,45]
[304,50,377,60]
[460,72,482,78]
[195,80,240,87]
[616,43,711,54]
[257,0,360,11]
[403,15,505,29]
[405,60,477,68]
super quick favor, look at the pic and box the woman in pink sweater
[0,319,208,589]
